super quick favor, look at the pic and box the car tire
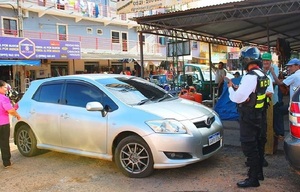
[16,125,41,157]
[115,135,154,178]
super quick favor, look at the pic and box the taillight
[289,102,300,138]
[290,123,300,138]
[290,102,300,113]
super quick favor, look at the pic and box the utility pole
[17,0,25,92]
[17,0,23,37]
[139,31,144,78]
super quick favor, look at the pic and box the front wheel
[16,125,41,157]
[115,135,154,178]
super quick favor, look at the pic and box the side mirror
[86,102,111,117]
[86,102,104,111]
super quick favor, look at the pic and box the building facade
[0,0,242,92]
[0,0,169,92]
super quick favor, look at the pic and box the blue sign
[0,37,81,59]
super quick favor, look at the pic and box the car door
[60,80,109,154]
[31,81,64,146]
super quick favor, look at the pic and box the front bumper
[143,123,223,169]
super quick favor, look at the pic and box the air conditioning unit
[22,10,29,18]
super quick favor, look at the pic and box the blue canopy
[214,77,242,120]
[0,60,41,66]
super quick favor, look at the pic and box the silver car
[12,74,223,178]
[284,86,300,175]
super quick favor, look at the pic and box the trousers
[238,106,263,178]
[0,124,11,166]
[273,102,285,136]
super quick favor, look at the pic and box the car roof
[33,74,132,83]
[23,74,137,99]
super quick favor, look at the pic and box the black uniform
[237,68,270,188]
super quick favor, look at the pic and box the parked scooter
[6,87,23,105]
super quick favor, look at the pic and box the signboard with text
[0,37,81,59]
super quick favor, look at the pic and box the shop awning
[0,60,41,66]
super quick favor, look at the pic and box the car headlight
[146,120,187,134]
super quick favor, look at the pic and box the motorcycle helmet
[240,46,261,70]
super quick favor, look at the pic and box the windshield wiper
[157,93,170,102]
[137,97,154,105]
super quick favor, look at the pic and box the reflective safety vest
[247,69,270,109]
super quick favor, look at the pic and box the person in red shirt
[125,67,131,75]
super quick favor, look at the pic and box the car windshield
[201,69,216,81]
[201,67,216,81]
[185,65,216,81]
[97,77,174,105]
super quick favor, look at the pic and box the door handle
[61,113,69,119]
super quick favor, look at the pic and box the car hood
[134,98,213,120]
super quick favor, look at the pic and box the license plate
[208,132,220,145]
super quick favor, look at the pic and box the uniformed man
[227,59,273,188]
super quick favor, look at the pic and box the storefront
[0,36,81,92]
[0,60,41,92]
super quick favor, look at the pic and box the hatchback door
[59,80,109,153]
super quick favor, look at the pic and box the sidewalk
[221,113,289,151]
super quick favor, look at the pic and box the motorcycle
[6,87,23,106]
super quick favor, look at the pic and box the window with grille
[3,18,17,36]
[112,31,120,43]
[58,24,67,40]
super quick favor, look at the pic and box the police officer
[239,47,273,169]
[227,58,273,188]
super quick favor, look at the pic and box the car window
[32,83,63,104]
[65,83,102,108]
[185,65,216,81]
[64,82,117,110]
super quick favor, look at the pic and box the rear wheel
[16,125,41,157]
[115,135,154,178]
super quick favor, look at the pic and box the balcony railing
[8,0,139,21]
[0,29,164,56]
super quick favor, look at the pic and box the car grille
[194,116,215,128]
[203,140,221,155]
